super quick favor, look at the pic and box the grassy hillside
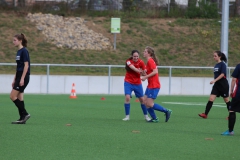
[0,11,240,75]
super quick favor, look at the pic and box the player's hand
[142,70,146,76]
[12,81,15,88]
[19,79,24,86]
[141,76,147,81]
[138,68,143,73]
[210,80,215,84]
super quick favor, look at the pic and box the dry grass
[0,11,240,75]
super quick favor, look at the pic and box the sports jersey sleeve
[220,62,227,76]
[22,49,29,62]
[149,59,156,70]
[232,64,240,78]
[126,60,132,67]
[139,60,146,70]
[124,59,142,84]
[146,58,160,88]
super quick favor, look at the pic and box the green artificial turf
[1,94,240,160]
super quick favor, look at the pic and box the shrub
[185,0,219,18]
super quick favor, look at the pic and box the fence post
[169,67,172,95]
[228,67,231,83]
[47,64,50,94]
[108,65,111,94]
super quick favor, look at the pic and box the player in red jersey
[123,50,151,121]
[141,46,172,122]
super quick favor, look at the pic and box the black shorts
[229,97,240,113]
[13,72,30,93]
[211,79,229,98]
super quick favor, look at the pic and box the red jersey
[146,58,161,88]
[124,58,145,85]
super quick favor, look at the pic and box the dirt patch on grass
[84,17,122,43]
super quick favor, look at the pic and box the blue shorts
[124,81,144,98]
[145,88,160,99]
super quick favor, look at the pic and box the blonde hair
[145,46,159,65]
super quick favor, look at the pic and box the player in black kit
[10,33,31,124]
[198,51,230,119]
[221,63,240,135]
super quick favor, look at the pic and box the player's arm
[230,77,237,95]
[210,73,225,84]
[129,65,142,74]
[20,61,28,86]
[141,70,147,76]
[141,68,158,81]
[139,61,146,76]
[145,68,158,78]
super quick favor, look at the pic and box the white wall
[0,74,217,95]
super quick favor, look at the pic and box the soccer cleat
[122,117,130,121]
[221,130,234,136]
[21,114,31,123]
[198,113,207,119]
[165,109,172,122]
[11,119,25,124]
[147,117,159,123]
[145,116,151,121]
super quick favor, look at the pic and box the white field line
[162,102,226,107]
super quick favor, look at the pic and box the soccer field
[1,94,240,160]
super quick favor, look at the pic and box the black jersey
[16,47,30,75]
[231,63,240,97]
[213,61,226,79]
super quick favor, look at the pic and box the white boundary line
[162,102,226,108]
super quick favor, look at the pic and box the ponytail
[145,46,159,65]
[14,33,28,47]
[215,51,227,63]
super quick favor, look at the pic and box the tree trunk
[79,0,87,11]
[236,0,240,16]
[170,0,175,7]
[188,0,197,7]
[18,0,25,7]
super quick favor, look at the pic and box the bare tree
[236,0,240,15]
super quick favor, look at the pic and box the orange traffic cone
[70,83,77,99]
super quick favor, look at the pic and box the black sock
[20,100,28,115]
[226,101,230,111]
[13,99,28,117]
[228,112,236,132]
[204,101,213,115]
[13,99,23,117]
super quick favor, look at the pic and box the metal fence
[0,63,235,94]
